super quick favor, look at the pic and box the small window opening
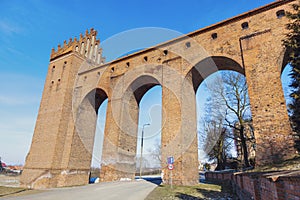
[126,62,130,67]
[58,79,61,82]
[64,61,67,65]
[241,22,249,30]
[51,80,54,84]
[276,10,285,18]
[211,33,218,40]
[185,42,191,48]
[52,66,55,69]
[144,56,148,62]
[111,67,115,72]
[163,50,168,55]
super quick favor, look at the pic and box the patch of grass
[145,181,237,200]
[0,186,27,197]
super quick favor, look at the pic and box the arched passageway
[186,56,248,169]
[196,70,253,170]
[74,89,108,182]
[136,86,162,179]
[100,73,163,181]
[90,98,108,182]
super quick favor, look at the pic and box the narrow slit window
[185,42,191,48]
[276,10,285,18]
[241,22,249,30]
[211,33,218,40]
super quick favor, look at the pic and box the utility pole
[139,123,150,179]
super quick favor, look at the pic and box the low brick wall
[205,170,300,200]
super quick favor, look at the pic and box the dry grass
[145,181,237,200]
[0,186,44,197]
[0,186,27,197]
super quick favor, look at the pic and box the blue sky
[1,0,289,165]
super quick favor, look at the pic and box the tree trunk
[215,136,226,170]
[240,125,250,167]
[215,156,225,170]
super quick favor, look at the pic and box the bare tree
[199,92,233,170]
[146,139,161,168]
[222,72,252,167]
[200,118,233,170]
[201,71,253,168]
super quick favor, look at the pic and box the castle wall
[21,0,297,189]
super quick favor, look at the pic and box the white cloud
[0,20,22,35]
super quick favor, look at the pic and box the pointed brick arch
[186,56,244,92]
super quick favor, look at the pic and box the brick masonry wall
[205,170,300,200]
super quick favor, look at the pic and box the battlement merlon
[50,28,105,64]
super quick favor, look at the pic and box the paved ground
[1,174,207,199]
[2,180,157,200]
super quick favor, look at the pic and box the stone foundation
[20,168,89,189]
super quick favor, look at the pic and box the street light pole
[139,123,150,179]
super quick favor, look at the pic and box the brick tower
[20,29,104,189]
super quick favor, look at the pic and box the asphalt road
[3,180,157,200]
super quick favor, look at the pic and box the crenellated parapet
[50,28,105,64]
